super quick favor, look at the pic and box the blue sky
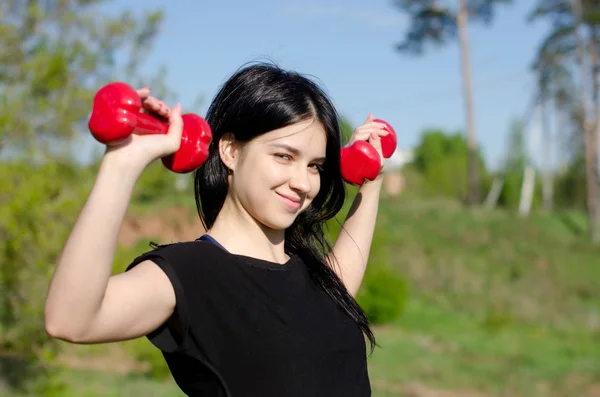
[92,0,552,171]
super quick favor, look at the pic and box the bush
[326,188,409,325]
[132,161,185,205]
[356,263,408,325]
[356,221,408,325]
[411,129,489,202]
[497,168,543,210]
[0,160,92,393]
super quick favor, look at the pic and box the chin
[262,219,296,231]
[259,213,300,231]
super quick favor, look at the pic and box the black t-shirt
[126,235,371,397]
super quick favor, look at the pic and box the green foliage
[497,169,542,210]
[381,197,600,329]
[0,0,168,393]
[554,155,587,210]
[0,161,92,392]
[325,189,408,325]
[356,264,408,325]
[495,117,543,210]
[0,1,165,156]
[124,339,172,381]
[527,1,598,214]
[413,129,465,170]
[356,219,409,325]
[370,300,599,397]
[481,304,515,332]
[411,129,488,201]
[132,161,186,205]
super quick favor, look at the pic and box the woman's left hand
[346,113,389,178]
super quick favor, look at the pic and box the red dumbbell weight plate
[340,140,381,186]
[374,118,397,159]
[162,114,212,174]
[88,82,143,144]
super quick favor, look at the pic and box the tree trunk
[519,166,536,217]
[572,0,600,242]
[554,102,564,173]
[457,0,480,206]
[518,102,541,217]
[541,94,554,211]
[589,27,600,242]
[484,177,504,209]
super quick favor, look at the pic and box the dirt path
[118,205,205,247]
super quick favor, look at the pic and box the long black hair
[194,62,376,351]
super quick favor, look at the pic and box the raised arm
[328,115,387,297]
[44,94,184,343]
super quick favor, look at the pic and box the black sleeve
[126,244,190,353]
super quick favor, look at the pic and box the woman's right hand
[103,88,184,170]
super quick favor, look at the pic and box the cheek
[239,156,288,189]
[304,174,322,202]
[262,162,291,186]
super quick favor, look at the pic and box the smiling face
[220,118,327,230]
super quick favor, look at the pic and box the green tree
[0,0,166,157]
[528,0,600,240]
[394,0,513,206]
[554,155,588,210]
[553,102,587,210]
[0,0,166,393]
[412,129,487,201]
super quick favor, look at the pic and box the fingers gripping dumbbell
[340,119,397,186]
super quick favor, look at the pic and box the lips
[277,192,302,210]
[278,193,300,203]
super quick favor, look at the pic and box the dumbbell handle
[133,112,169,135]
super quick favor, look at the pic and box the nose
[289,167,311,194]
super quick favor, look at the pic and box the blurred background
[2,0,600,396]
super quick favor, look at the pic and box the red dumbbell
[88,82,212,174]
[340,119,397,186]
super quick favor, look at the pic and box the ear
[218,132,238,172]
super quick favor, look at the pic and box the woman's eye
[275,153,292,161]
[309,164,324,173]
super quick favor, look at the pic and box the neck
[206,195,289,264]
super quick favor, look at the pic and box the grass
[370,300,600,396]
[378,198,600,331]
[57,371,184,397]
[4,183,600,396]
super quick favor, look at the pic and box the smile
[277,192,302,210]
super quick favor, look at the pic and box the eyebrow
[270,143,326,163]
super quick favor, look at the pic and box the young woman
[45,63,390,396]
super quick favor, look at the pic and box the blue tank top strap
[196,234,228,252]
